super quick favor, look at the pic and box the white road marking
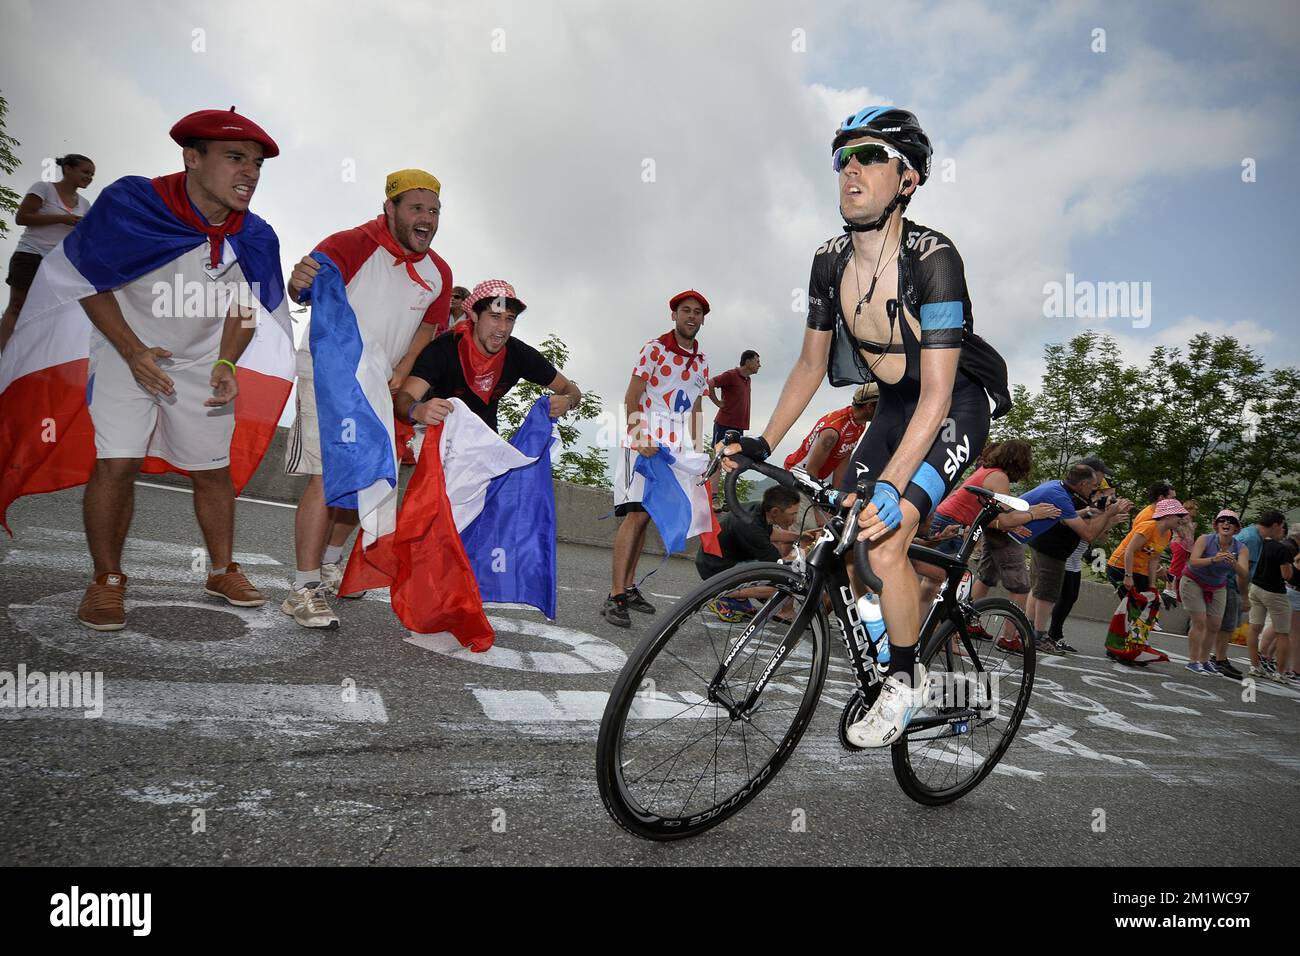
[1079,674,1155,699]
[19,527,281,566]
[3,550,288,594]
[472,673,828,722]
[909,741,1045,780]
[1022,724,1146,768]
[473,689,611,722]
[9,585,323,669]
[1,679,386,737]
[120,781,219,806]
[1085,710,1176,740]
[1136,702,1202,715]
[135,480,299,510]
[405,616,625,673]
[1159,681,1223,702]
[1219,710,1277,719]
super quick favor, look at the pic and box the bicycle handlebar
[850,481,884,594]
[716,430,883,593]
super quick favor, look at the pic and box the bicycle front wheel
[596,563,828,841]
[891,597,1036,805]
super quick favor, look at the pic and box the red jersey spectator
[782,383,878,484]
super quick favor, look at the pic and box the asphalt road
[1,482,1297,866]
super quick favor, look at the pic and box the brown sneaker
[204,562,266,607]
[78,571,128,631]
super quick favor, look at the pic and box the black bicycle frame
[706,496,1008,733]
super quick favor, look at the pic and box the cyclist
[723,107,1010,747]
[782,382,879,486]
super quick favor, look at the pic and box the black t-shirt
[1253,538,1298,594]
[1028,487,1092,561]
[695,501,779,579]
[409,332,558,432]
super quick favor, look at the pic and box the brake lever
[700,428,740,487]
[834,495,865,556]
[699,454,723,486]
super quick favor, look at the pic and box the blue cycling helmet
[833,107,933,186]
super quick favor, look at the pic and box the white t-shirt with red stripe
[627,331,709,451]
[298,216,452,376]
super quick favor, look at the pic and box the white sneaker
[280,586,340,629]
[320,562,366,599]
[846,665,930,748]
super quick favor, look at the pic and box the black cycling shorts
[838,373,990,520]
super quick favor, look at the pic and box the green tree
[1138,334,1263,512]
[0,93,22,239]
[1226,364,1300,518]
[991,332,1140,489]
[496,332,610,488]
[1002,330,1300,544]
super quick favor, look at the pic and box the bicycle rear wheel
[596,563,828,841]
[891,597,1035,805]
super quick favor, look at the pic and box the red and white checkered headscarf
[463,279,526,316]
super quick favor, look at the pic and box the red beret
[170,106,279,158]
[669,289,710,314]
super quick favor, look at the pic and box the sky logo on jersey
[942,433,971,480]
[906,229,951,262]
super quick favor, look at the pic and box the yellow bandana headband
[385,168,441,200]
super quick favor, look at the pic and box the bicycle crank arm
[903,708,983,736]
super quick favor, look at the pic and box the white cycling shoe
[846,665,930,748]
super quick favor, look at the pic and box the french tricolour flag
[339,397,559,650]
[0,175,295,532]
[634,445,720,554]
[301,251,399,544]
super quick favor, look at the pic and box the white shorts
[285,370,322,477]
[612,446,647,515]
[87,329,234,469]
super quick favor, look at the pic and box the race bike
[596,447,1036,840]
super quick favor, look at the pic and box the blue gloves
[868,481,903,532]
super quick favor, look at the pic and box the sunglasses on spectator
[833,141,910,173]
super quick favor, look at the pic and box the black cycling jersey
[808,218,1010,413]
[808,218,1005,517]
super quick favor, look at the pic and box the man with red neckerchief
[282,169,453,629]
[37,108,291,631]
[395,278,581,433]
[604,289,711,628]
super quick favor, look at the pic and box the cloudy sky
[3,0,1298,467]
